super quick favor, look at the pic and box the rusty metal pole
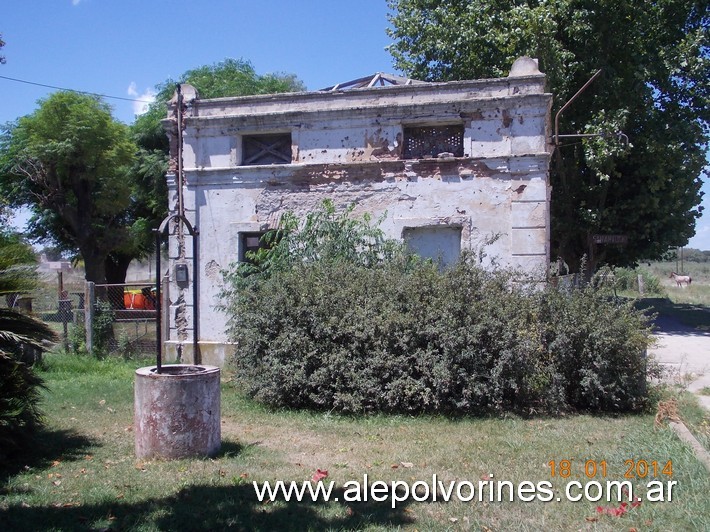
[192,228,200,365]
[155,229,162,373]
[554,70,603,146]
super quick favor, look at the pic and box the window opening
[402,225,462,268]
[240,232,268,263]
[403,125,464,159]
[242,133,292,165]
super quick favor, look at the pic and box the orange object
[124,290,155,310]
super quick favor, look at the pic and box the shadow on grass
[214,438,245,458]
[635,298,710,335]
[0,428,97,484]
[0,482,415,531]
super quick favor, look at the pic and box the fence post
[85,281,95,355]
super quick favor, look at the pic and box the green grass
[672,392,710,452]
[1,354,709,531]
[607,260,710,331]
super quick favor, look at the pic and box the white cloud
[72,0,83,5]
[127,82,156,116]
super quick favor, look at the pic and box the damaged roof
[319,72,426,91]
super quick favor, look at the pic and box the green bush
[222,202,652,415]
[538,284,651,411]
[0,228,57,457]
[225,255,652,415]
[0,351,46,455]
[0,309,56,458]
[91,300,115,357]
[613,267,663,294]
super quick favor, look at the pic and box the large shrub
[223,203,653,415]
[612,267,663,295]
[0,228,57,457]
[0,309,57,457]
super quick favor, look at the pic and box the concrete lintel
[184,93,552,129]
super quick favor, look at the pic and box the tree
[0,33,5,64]
[0,223,57,458]
[134,58,304,152]
[387,0,709,270]
[113,58,305,285]
[0,92,136,283]
[0,228,37,301]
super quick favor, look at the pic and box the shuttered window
[242,134,292,165]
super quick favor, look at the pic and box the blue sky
[2,0,708,250]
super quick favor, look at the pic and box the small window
[242,133,292,165]
[403,125,464,159]
[403,225,462,268]
[239,232,270,263]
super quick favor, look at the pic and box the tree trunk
[105,252,134,310]
[82,249,108,285]
[105,252,133,284]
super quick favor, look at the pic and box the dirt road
[649,315,710,409]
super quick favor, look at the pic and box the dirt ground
[649,314,710,410]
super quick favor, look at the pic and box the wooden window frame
[242,133,292,165]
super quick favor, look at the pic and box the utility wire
[0,74,155,103]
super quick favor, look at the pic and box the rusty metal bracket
[553,69,629,148]
[554,69,602,145]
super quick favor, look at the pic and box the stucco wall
[163,59,553,366]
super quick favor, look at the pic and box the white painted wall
[163,59,553,366]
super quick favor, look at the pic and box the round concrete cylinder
[134,365,221,459]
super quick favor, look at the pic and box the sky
[2,0,709,250]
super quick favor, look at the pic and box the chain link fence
[4,267,158,358]
[87,282,158,357]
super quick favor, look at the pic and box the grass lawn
[1,354,709,531]
[614,260,710,332]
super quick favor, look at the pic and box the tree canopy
[132,58,305,152]
[387,0,709,267]
[0,59,304,286]
[0,92,136,283]
[119,59,305,283]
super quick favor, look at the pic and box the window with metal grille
[402,125,464,159]
[242,133,292,165]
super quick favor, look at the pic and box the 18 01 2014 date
[547,459,673,479]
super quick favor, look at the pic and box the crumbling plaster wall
[163,64,553,366]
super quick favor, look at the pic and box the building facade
[162,57,553,366]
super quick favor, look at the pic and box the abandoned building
[161,56,553,366]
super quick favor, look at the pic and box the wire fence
[3,275,158,358]
[90,282,158,357]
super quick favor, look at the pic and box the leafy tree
[0,92,136,283]
[134,58,304,152]
[0,228,37,300]
[0,32,5,64]
[0,59,304,288]
[387,0,709,270]
[115,59,305,284]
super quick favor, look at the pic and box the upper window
[403,125,464,159]
[242,133,292,165]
